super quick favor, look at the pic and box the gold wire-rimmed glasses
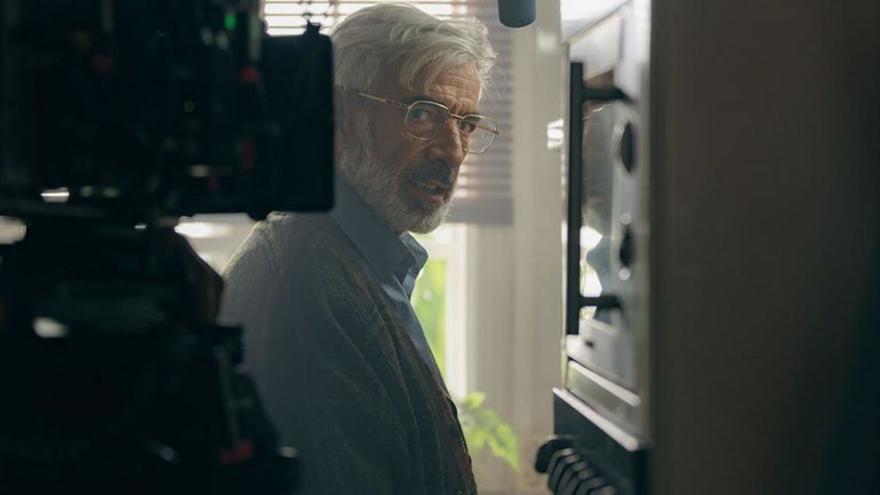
[357,92,499,154]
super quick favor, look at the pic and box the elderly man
[221,4,497,494]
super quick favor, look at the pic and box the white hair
[331,3,491,233]
[331,3,496,93]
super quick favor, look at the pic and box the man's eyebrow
[401,94,441,106]
[402,94,482,115]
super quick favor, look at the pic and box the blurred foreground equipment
[0,0,336,492]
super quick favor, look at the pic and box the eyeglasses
[357,92,499,154]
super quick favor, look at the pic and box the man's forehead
[389,64,482,111]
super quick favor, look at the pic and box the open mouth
[409,178,450,207]
[406,163,455,210]
[416,179,448,195]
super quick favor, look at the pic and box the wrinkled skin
[338,64,482,234]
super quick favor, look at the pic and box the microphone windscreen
[498,0,535,28]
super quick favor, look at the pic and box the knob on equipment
[619,122,636,173]
[619,225,635,268]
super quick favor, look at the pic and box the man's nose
[426,119,467,168]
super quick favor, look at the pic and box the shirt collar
[330,179,428,281]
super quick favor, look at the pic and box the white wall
[464,1,565,492]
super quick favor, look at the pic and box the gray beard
[338,124,454,234]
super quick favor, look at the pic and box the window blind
[263,0,513,224]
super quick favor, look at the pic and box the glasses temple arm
[357,92,409,111]
[478,124,500,135]
[450,113,500,135]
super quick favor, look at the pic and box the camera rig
[0,0,333,222]
[0,1,335,493]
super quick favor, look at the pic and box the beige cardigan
[221,213,475,495]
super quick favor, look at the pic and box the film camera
[0,0,333,493]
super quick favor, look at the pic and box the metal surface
[552,3,653,493]
[553,389,648,495]
[565,360,644,435]
[560,0,628,42]
[572,96,643,392]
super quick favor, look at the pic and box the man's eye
[459,118,479,134]
[409,109,433,121]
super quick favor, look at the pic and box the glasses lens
[461,116,497,154]
[405,101,448,138]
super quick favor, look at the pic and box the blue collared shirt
[330,180,443,382]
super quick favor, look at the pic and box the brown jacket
[221,213,476,494]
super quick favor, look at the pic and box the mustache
[408,163,455,188]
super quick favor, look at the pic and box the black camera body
[0,0,334,223]
[0,222,299,494]
[0,1,335,493]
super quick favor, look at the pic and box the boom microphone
[498,0,536,28]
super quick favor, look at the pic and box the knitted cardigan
[221,213,476,495]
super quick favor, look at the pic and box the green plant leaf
[454,391,519,472]
[462,391,486,410]
[412,259,446,374]
[488,422,519,471]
